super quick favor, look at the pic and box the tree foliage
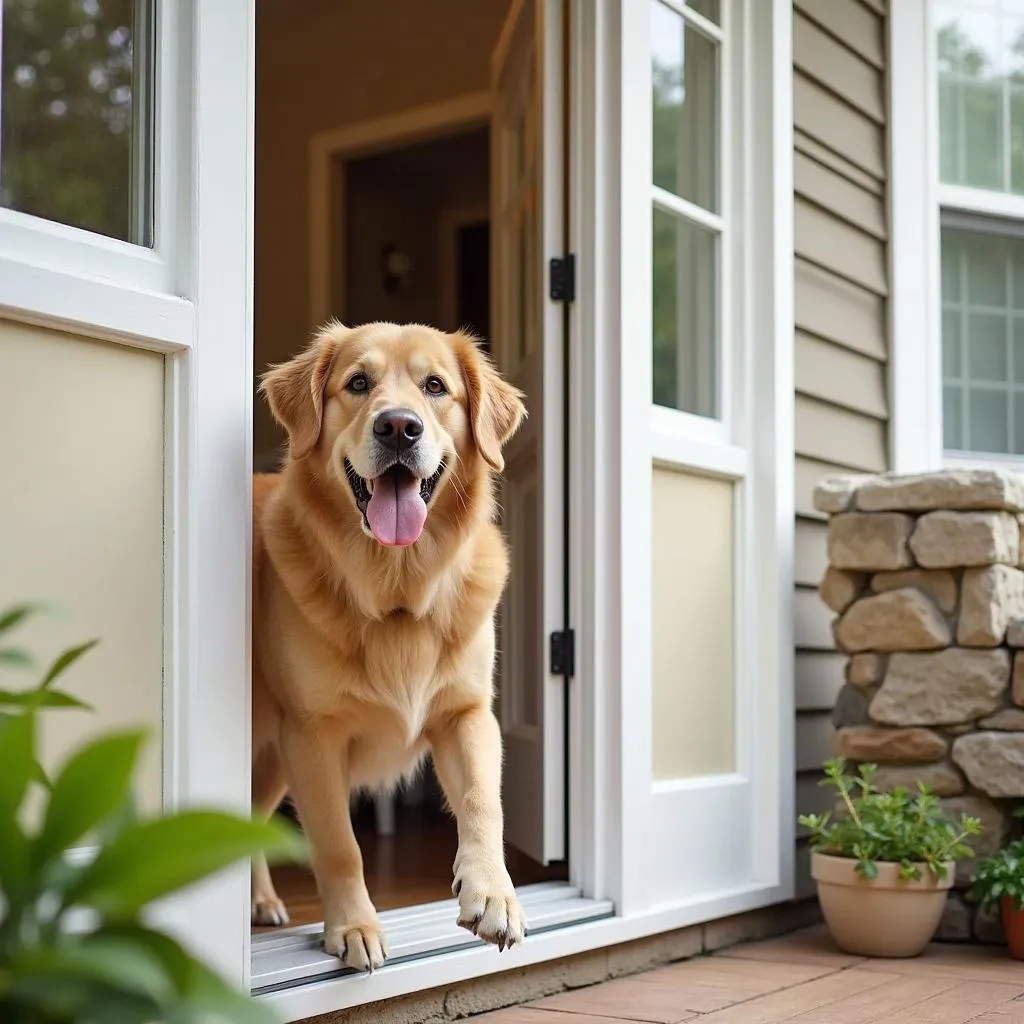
[1,0,145,242]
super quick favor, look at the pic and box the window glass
[940,227,1024,454]
[650,0,721,417]
[0,0,154,245]
[936,1,1024,194]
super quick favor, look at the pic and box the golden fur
[251,321,528,971]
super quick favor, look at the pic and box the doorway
[251,0,582,974]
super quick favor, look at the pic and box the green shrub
[798,757,981,883]
[0,603,305,1023]
[970,811,1024,914]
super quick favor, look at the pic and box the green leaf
[0,687,93,711]
[0,605,38,636]
[0,712,35,822]
[0,815,31,904]
[36,731,145,866]
[0,648,33,670]
[67,810,305,918]
[98,924,280,1024]
[40,639,98,689]
[13,937,174,1004]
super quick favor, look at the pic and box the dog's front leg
[430,706,527,950]
[279,717,386,971]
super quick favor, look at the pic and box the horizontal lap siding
[791,0,890,899]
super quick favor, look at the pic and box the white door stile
[157,0,256,986]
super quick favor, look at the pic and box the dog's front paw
[325,921,388,973]
[252,893,290,927]
[452,855,527,951]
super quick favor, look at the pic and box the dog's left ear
[260,324,342,459]
[454,332,527,473]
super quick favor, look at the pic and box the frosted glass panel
[0,323,165,816]
[651,468,734,782]
[936,2,1024,194]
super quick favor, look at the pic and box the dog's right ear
[260,325,343,459]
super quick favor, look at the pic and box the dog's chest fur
[273,583,492,738]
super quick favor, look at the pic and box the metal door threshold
[251,881,614,994]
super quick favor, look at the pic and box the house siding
[792,0,891,897]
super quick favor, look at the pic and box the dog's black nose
[373,408,423,451]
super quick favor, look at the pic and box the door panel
[491,0,566,866]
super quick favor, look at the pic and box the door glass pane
[935,2,1024,194]
[652,206,717,416]
[0,0,155,244]
[651,0,718,212]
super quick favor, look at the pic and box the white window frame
[0,0,191,346]
[889,0,1024,472]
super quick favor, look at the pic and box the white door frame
[307,93,491,328]
[261,0,794,1014]
[0,0,255,988]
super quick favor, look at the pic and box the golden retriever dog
[250,320,528,972]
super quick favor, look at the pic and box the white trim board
[887,0,944,472]
[307,92,492,327]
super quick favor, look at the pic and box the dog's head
[260,321,526,547]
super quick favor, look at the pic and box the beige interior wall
[792,0,891,896]
[0,322,164,814]
[254,0,509,460]
[651,468,735,782]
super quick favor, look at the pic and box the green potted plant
[799,758,981,958]
[969,827,1024,961]
[0,603,305,1023]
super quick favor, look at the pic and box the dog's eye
[346,373,370,394]
[424,375,447,396]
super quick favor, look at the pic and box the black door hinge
[548,254,576,303]
[549,629,575,677]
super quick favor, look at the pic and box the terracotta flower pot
[811,851,954,958]
[1003,897,1024,961]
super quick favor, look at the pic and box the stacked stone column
[813,469,1024,943]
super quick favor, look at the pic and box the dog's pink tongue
[366,473,427,546]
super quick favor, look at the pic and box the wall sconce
[381,244,413,296]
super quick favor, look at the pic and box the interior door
[490,0,567,866]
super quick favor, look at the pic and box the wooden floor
[254,805,565,932]
[478,926,1024,1024]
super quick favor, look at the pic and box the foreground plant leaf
[67,811,305,918]
[36,731,145,867]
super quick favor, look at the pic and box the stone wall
[813,469,1024,944]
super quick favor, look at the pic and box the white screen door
[490,0,567,867]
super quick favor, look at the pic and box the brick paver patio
[477,926,1024,1023]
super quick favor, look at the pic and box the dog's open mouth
[344,459,446,547]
